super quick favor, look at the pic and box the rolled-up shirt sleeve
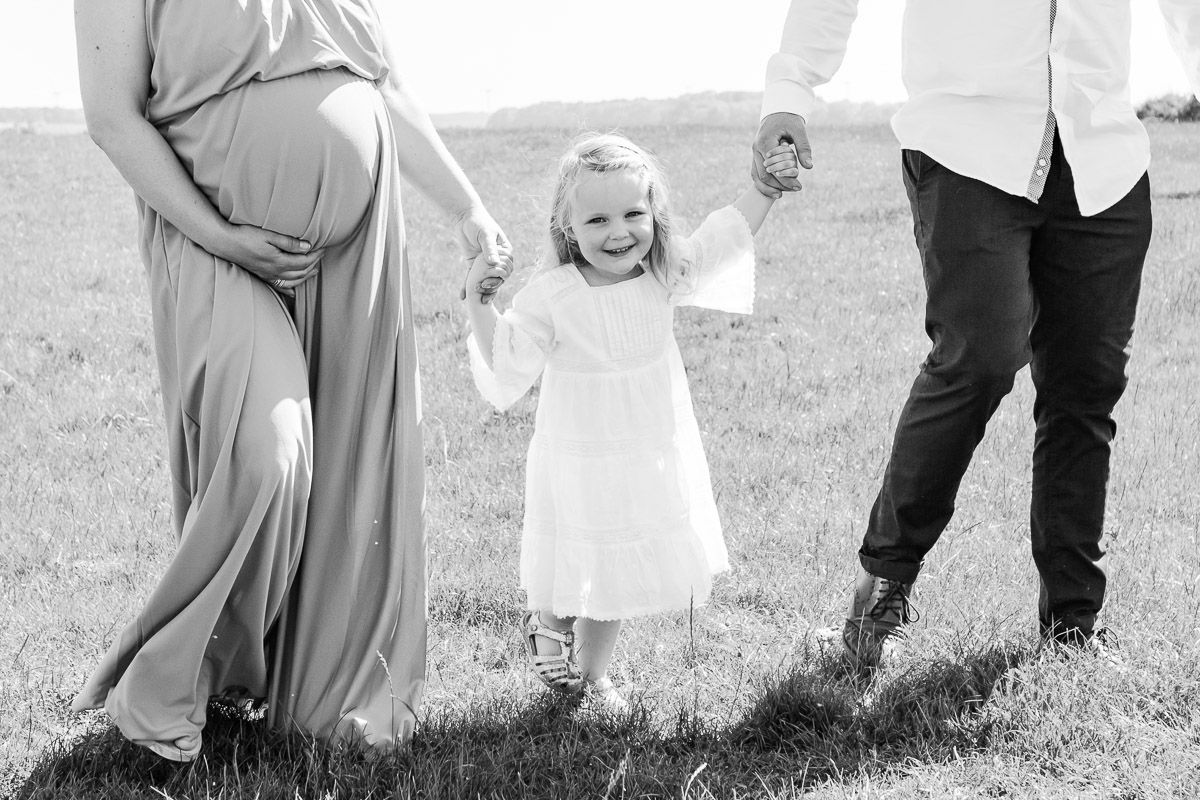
[762,0,862,120]
[1159,0,1200,99]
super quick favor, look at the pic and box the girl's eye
[587,217,605,225]
[626,211,644,219]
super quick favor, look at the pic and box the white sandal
[520,611,582,694]
[583,677,629,714]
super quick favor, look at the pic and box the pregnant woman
[70,0,510,760]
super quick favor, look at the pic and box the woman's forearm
[379,76,483,219]
[75,0,233,256]
[89,115,232,251]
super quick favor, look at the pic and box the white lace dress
[469,206,755,620]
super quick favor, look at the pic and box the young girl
[463,132,797,710]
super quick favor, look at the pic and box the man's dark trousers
[860,131,1153,642]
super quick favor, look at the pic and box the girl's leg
[534,613,622,681]
[525,612,628,710]
[574,618,622,682]
[574,618,628,712]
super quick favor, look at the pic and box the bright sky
[2,1,1194,113]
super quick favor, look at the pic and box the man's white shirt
[763,0,1200,215]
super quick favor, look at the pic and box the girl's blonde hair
[544,132,684,292]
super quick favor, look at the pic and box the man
[753,1,1200,668]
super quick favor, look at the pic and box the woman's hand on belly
[210,222,324,292]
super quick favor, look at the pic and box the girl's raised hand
[464,250,512,305]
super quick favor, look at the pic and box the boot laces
[870,580,918,624]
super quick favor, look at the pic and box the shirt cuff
[761,65,817,120]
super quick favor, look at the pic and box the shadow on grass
[13,644,1032,799]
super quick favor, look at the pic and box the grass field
[2,122,1199,799]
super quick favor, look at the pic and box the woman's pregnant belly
[162,68,384,250]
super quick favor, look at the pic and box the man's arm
[753,0,862,195]
[1157,0,1200,99]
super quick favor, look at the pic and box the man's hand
[752,112,812,197]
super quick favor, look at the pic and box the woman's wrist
[449,198,487,230]
[190,216,235,262]
[450,204,511,268]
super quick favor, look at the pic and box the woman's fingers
[271,247,323,273]
[463,250,512,302]
[479,234,502,265]
[477,262,510,292]
[495,231,513,261]
[267,231,314,254]
[257,253,313,285]
[218,224,325,291]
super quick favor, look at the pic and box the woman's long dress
[71,0,426,757]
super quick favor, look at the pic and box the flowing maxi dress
[71,0,426,757]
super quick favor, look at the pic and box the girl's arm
[462,256,554,410]
[463,254,502,370]
[376,33,510,272]
[73,0,322,289]
[732,188,777,236]
[732,143,800,234]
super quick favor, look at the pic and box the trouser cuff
[858,551,922,584]
[1039,616,1096,643]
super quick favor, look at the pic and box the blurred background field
[1,121,1198,798]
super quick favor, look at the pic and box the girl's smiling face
[568,170,655,285]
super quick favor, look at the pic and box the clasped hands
[453,205,512,305]
[752,112,813,198]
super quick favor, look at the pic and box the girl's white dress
[469,206,755,620]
